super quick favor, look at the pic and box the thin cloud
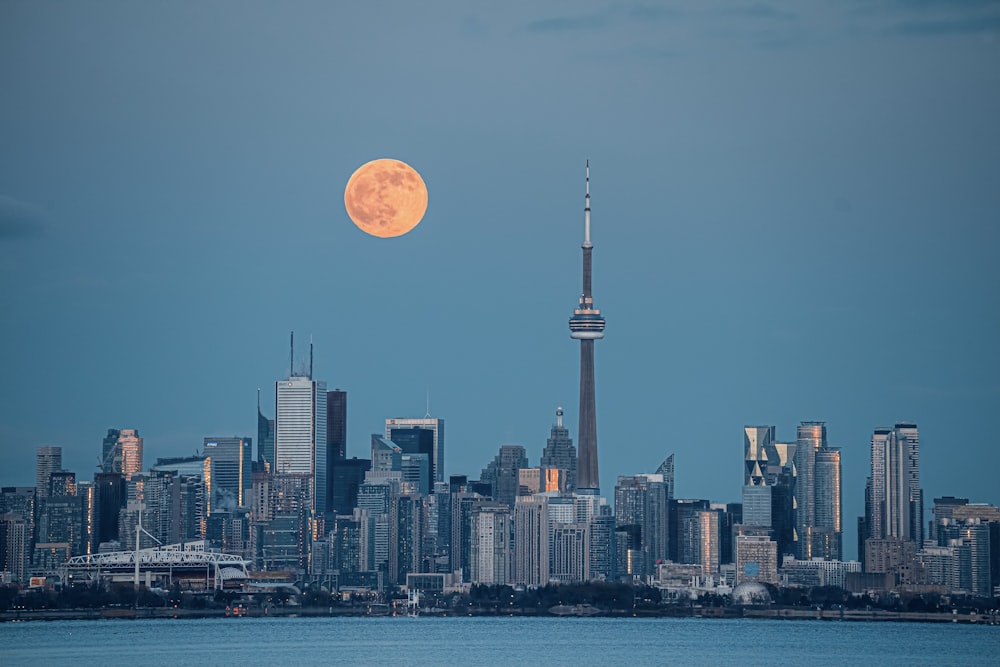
[525,4,681,34]
[724,3,798,21]
[525,13,610,33]
[894,14,1000,34]
[0,195,46,240]
[893,0,1000,9]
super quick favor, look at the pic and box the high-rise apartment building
[385,417,444,484]
[863,422,923,546]
[275,373,328,516]
[36,446,62,499]
[656,454,675,501]
[389,493,426,586]
[118,429,143,480]
[1,512,29,583]
[568,162,606,494]
[469,504,511,585]
[551,523,590,583]
[539,407,577,492]
[813,447,843,560]
[614,474,668,577]
[794,421,845,560]
[513,494,549,586]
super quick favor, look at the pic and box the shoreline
[2,606,996,625]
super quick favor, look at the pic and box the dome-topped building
[731,582,773,606]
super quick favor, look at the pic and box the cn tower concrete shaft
[568,161,605,493]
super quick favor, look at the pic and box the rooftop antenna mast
[310,335,314,379]
[290,331,294,377]
[425,390,431,418]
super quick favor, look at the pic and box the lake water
[2,616,997,666]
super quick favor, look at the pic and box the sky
[1,1,998,558]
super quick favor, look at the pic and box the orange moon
[344,158,428,238]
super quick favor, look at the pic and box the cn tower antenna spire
[584,159,591,248]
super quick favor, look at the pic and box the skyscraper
[36,446,62,499]
[98,428,143,480]
[469,504,511,585]
[794,421,825,559]
[385,417,444,484]
[540,406,577,492]
[257,389,275,469]
[568,161,605,494]
[100,429,121,474]
[863,422,924,547]
[614,474,668,576]
[118,429,143,480]
[813,447,843,560]
[480,444,529,509]
[327,389,347,460]
[742,426,796,560]
[513,494,549,586]
[203,436,252,509]
[274,342,328,516]
[656,454,675,501]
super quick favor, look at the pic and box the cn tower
[568,160,605,494]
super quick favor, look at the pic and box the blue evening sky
[1,1,998,557]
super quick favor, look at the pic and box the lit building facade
[118,429,143,480]
[539,407,577,492]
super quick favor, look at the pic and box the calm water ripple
[2,616,998,667]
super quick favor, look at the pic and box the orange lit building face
[543,468,566,493]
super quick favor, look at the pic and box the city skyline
[1,1,997,567]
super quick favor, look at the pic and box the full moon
[344,158,428,238]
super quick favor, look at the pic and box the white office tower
[275,375,328,516]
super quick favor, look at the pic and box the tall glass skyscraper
[794,421,825,559]
[203,436,252,509]
[813,447,843,560]
[385,417,444,483]
[257,390,275,469]
[275,375,328,516]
